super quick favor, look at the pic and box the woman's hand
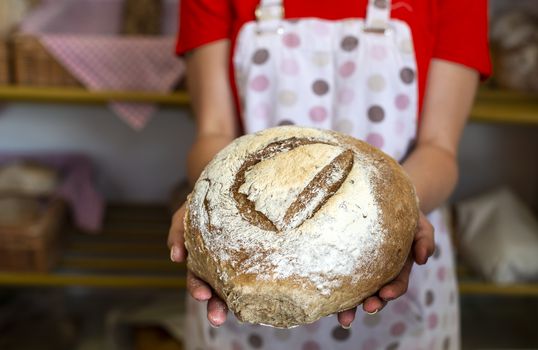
[170,204,434,329]
[337,211,435,328]
[168,203,229,327]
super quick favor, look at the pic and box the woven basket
[0,198,66,272]
[122,0,162,36]
[0,38,8,85]
[13,34,81,87]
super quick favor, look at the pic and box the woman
[169,0,491,348]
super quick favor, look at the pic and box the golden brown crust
[327,131,418,312]
[184,127,418,328]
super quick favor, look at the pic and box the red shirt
[177,0,491,118]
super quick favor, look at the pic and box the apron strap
[365,0,392,32]
[255,0,392,34]
[256,0,284,34]
[257,0,284,21]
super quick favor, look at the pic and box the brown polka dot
[341,36,359,51]
[278,119,295,126]
[400,67,415,84]
[252,48,270,64]
[443,337,451,350]
[374,0,388,9]
[367,105,385,122]
[312,79,330,95]
[331,326,351,341]
[248,334,263,348]
[425,290,434,306]
[386,342,399,350]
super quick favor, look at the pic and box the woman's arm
[403,59,479,213]
[338,59,479,327]
[185,40,240,184]
[169,40,239,326]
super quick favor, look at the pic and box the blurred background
[0,0,536,349]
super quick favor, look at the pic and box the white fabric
[457,187,538,284]
[235,0,417,161]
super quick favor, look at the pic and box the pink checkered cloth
[21,0,184,130]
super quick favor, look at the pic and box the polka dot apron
[184,0,460,349]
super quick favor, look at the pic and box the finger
[378,256,413,301]
[362,295,386,314]
[337,307,357,328]
[207,295,228,327]
[187,270,212,301]
[413,212,435,265]
[168,204,187,262]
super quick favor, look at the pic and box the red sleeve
[433,0,492,79]
[176,0,232,55]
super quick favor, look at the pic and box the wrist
[402,143,459,213]
[187,133,235,185]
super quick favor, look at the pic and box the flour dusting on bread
[184,126,417,327]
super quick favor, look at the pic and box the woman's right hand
[168,203,229,327]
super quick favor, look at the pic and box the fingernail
[341,322,352,329]
[170,246,180,262]
[367,309,378,315]
[208,315,223,328]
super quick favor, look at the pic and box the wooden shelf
[0,205,536,295]
[457,262,538,296]
[0,204,186,289]
[472,88,538,125]
[0,86,190,106]
[459,282,538,296]
[0,272,185,288]
[0,86,537,125]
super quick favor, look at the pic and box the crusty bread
[184,126,418,328]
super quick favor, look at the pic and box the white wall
[0,103,536,211]
[0,103,195,203]
[454,122,538,211]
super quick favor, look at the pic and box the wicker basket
[122,0,162,36]
[13,34,81,87]
[0,198,66,272]
[0,38,9,85]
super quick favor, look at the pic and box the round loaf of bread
[184,126,418,328]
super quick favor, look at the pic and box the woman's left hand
[337,210,435,328]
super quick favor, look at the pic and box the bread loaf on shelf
[0,162,58,197]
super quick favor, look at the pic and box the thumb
[168,203,187,262]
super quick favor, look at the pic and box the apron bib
[234,0,418,161]
[184,1,460,349]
